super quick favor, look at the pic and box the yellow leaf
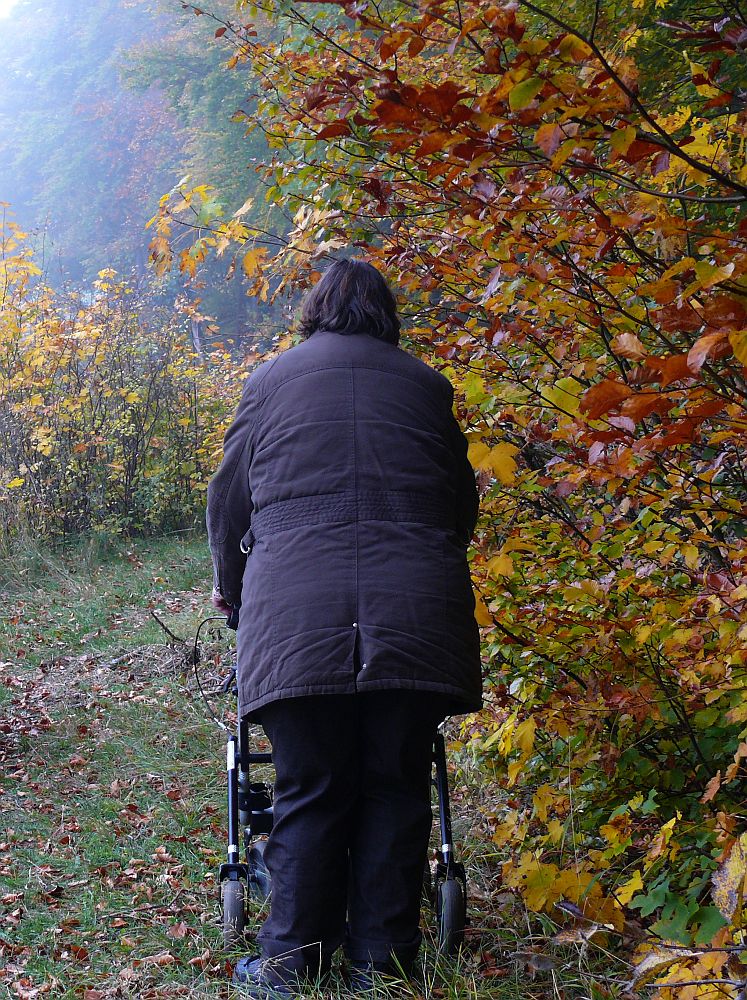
[643,539,663,555]
[729,329,747,367]
[5,477,24,489]
[546,819,565,844]
[635,624,652,645]
[487,552,514,577]
[617,870,643,905]
[467,441,490,466]
[661,256,696,281]
[543,377,581,415]
[509,76,544,111]
[492,811,524,847]
[505,854,560,911]
[694,260,734,290]
[712,831,747,921]
[610,126,637,156]
[484,442,519,484]
[533,783,556,823]
[600,817,630,846]
[507,758,525,786]
[558,34,592,59]
[470,440,519,484]
[515,717,536,754]
[242,247,268,279]
[473,593,493,626]
[646,814,678,862]
[683,543,699,569]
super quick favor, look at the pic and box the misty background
[0,0,284,344]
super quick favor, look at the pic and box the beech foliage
[148,0,747,986]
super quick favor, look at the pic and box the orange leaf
[687,330,727,374]
[620,393,663,422]
[534,123,563,156]
[580,379,633,419]
[611,332,647,361]
[140,951,176,967]
[643,353,693,387]
[701,770,722,803]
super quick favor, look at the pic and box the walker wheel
[221,878,246,950]
[437,877,466,956]
[247,839,272,900]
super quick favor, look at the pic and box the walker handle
[226,603,241,631]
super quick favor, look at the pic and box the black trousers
[255,691,449,977]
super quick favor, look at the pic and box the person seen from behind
[207,257,482,997]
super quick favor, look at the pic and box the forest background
[1,0,746,996]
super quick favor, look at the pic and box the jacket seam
[254,360,444,406]
[212,434,251,545]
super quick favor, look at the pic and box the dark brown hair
[298,258,401,345]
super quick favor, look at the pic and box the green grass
[0,531,212,665]
[0,533,627,998]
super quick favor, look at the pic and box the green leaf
[692,906,728,945]
[650,895,698,944]
[610,126,637,156]
[544,377,582,415]
[195,198,224,226]
[509,77,544,110]
[630,879,670,916]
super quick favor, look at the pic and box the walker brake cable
[191,614,233,733]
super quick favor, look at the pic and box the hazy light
[0,0,18,18]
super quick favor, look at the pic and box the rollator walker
[216,607,468,958]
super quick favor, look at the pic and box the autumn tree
[149,0,747,989]
[0,217,244,542]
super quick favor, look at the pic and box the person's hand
[211,586,233,616]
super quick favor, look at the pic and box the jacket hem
[240,678,482,721]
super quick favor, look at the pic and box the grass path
[0,534,602,999]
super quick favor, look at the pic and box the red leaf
[580,379,633,419]
[621,139,663,164]
[316,122,352,140]
[643,353,693,387]
[620,393,663,422]
[596,233,620,260]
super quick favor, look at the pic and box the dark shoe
[347,963,376,993]
[231,956,300,997]
[345,961,411,994]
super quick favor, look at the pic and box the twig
[150,610,186,645]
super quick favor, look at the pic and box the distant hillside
[0,0,277,338]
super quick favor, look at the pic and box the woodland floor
[0,533,626,999]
